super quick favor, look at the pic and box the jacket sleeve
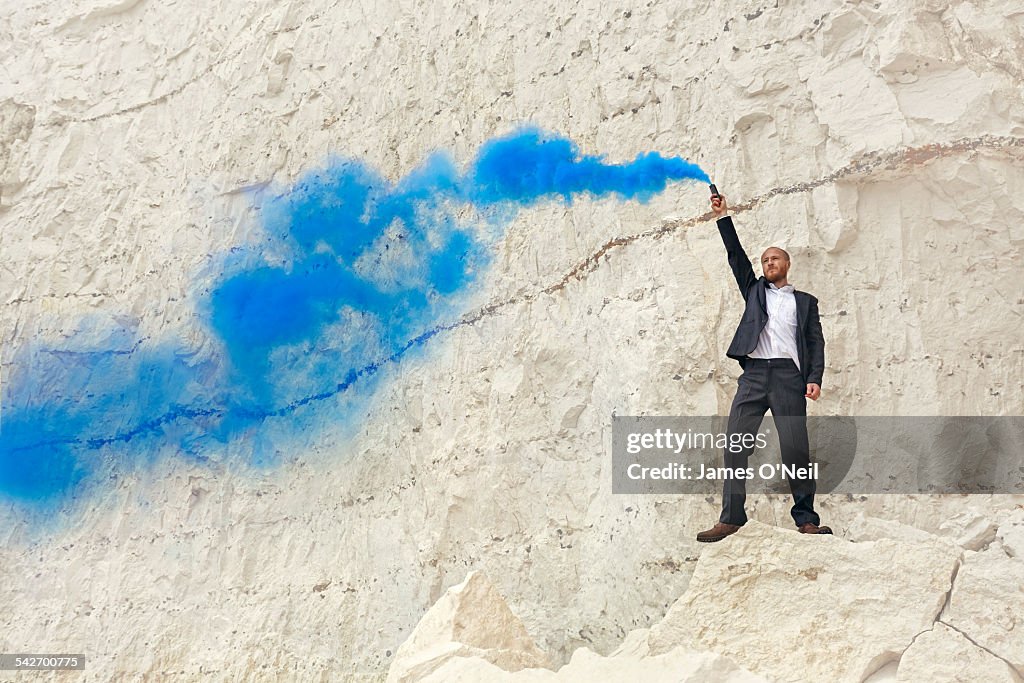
[806,296,825,386]
[716,216,757,299]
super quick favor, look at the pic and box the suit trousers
[719,357,820,527]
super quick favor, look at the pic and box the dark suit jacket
[717,216,825,387]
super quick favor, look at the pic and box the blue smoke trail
[0,126,708,514]
[469,128,710,205]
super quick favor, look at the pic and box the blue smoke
[469,128,710,205]
[1,126,708,514]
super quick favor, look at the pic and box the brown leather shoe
[798,522,833,535]
[696,522,743,543]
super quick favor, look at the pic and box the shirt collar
[767,281,795,293]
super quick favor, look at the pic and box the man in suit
[696,193,833,542]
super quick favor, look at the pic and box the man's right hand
[711,194,728,217]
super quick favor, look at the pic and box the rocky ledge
[387,514,1024,682]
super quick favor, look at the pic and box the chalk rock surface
[387,573,765,683]
[943,540,1024,675]
[645,520,961,682]
[895,622,1019,683]
[415,646,767,683]
[391,517,1024,682]
[385,570,549,683]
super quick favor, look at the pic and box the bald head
[760,247,791,285]
[761,246,790,262]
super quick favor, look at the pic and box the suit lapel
[756,277,768,314]
[795,291,809,330]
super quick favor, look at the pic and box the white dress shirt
[747,281,801,370]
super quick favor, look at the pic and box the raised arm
[710,195,757,298]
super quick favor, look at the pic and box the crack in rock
[937,620,1024,680]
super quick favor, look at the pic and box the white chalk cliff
[1,0,1023,680]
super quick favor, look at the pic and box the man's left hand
[805,383,821,401]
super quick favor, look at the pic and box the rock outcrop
[390,516,1024,682]
[386,571,550,683]
[645,521,960,682]
[387,572,766,683]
